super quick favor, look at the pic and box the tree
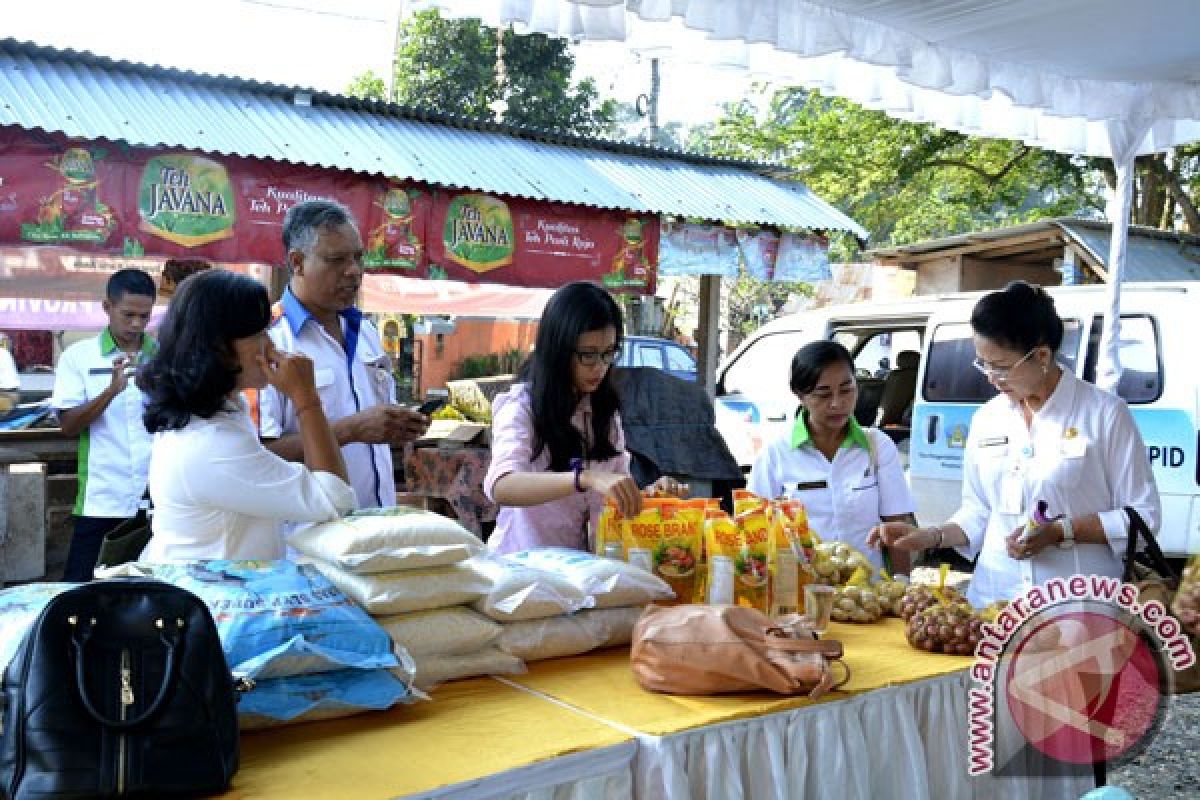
[705,87,1107,256]
[347,10,616,137]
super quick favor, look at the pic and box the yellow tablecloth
[500,617,974,736]
[220,677,632,800]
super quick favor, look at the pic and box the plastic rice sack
[290,506,483,574]
[375,607,501,658]
[408,646,524,690]
[0,583,74,679]
[508,548,674,609]
[496,607,644,662]
[470,553,593,621]
[148,560,399,679]
[311,560,489,615]
[238,668,415,730]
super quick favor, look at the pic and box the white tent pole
[1096,119,1150,392]
[1096,153,1134,392]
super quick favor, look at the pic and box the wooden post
[696,275,721,398]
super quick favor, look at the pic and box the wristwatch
[1057,516,1075,549]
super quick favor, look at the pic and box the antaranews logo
[968,575,1195,778]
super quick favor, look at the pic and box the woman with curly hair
[138,270,355,561]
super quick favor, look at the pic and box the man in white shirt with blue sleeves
[50,268,156,580]
[258,200,429,509]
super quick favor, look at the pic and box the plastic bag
[507,547,674,609]
[471,553,593,621]
[290,506,483,574]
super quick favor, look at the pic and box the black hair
[790,340,856,395]
[282,199,355,255]
[523,281,624,470]
[140,270,271,432]
[970,280,1064,354]
[106,268,156,303]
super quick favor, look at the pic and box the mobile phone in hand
[415,396,448,415]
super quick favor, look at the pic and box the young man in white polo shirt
[51,268,156,580]
[258,200,429,509]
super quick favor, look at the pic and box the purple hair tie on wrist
[569,458,584,492]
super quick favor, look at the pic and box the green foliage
[450,347,527,380]
[704,87,1105,254]
[346,69,388,102]
[349,10,615,136]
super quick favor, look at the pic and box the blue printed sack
[150,560,400,679]
[238,668,415,729]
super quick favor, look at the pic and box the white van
[714,282,1200,556]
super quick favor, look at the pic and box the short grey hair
[282,199,356,257]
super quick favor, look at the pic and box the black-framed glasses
[575,347,619,367]
[972,348,1035,381]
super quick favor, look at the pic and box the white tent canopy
[416,0,1200,387]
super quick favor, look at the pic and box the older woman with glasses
[484,281,685,554]
[748,340,918,575]
[870,281,1161,606]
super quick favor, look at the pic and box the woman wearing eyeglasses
[747,340,918,575]
[484,281,685,554]
[870,281,1161,606]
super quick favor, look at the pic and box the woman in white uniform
[870,281,1161,607]
[139,270,356,561]
[748,340,917,575]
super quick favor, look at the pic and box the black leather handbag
[0,580,239,799]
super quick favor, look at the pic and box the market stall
[226,677,636,800]
[218,620,1071,800]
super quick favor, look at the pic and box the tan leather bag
[631,604,850,698]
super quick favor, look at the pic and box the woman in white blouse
[870,281,1161,606]
[138,270,356,561]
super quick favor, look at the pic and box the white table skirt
[631,672,1095,800]
[407,740,636,800]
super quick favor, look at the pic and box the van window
[666,344,694,372]
[1082,315,1162,404]
[722,331,810,403]
[637,343,666,370]
[842,330,923,377]
[923,320,1083,403]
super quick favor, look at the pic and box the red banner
[423,190,658,292]
[0,127,657,292]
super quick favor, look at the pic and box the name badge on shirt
[1060,436,1088,458]
[795,480,828,491]
[979,436,1008,448]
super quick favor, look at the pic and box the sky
[1,0,763,131]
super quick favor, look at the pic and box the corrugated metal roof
[0,39,866,237]
[1057,220,1200,282]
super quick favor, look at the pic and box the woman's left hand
[1005,523,1058,560]
[648,476,689,498]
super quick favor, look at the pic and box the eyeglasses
[575,347,619,367]
[972,349,1035,381]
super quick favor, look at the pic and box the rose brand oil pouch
[622,504,702,605]
[704,514,740,605]
[735,510,772,614]
[733,489,768,516]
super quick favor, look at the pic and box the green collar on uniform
[791,411,870,450]
[100,328,156,357]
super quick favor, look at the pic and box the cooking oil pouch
[622,505,702,605]
[733,488,768,516]
[735,510,772,614]
[705,514,740,605]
